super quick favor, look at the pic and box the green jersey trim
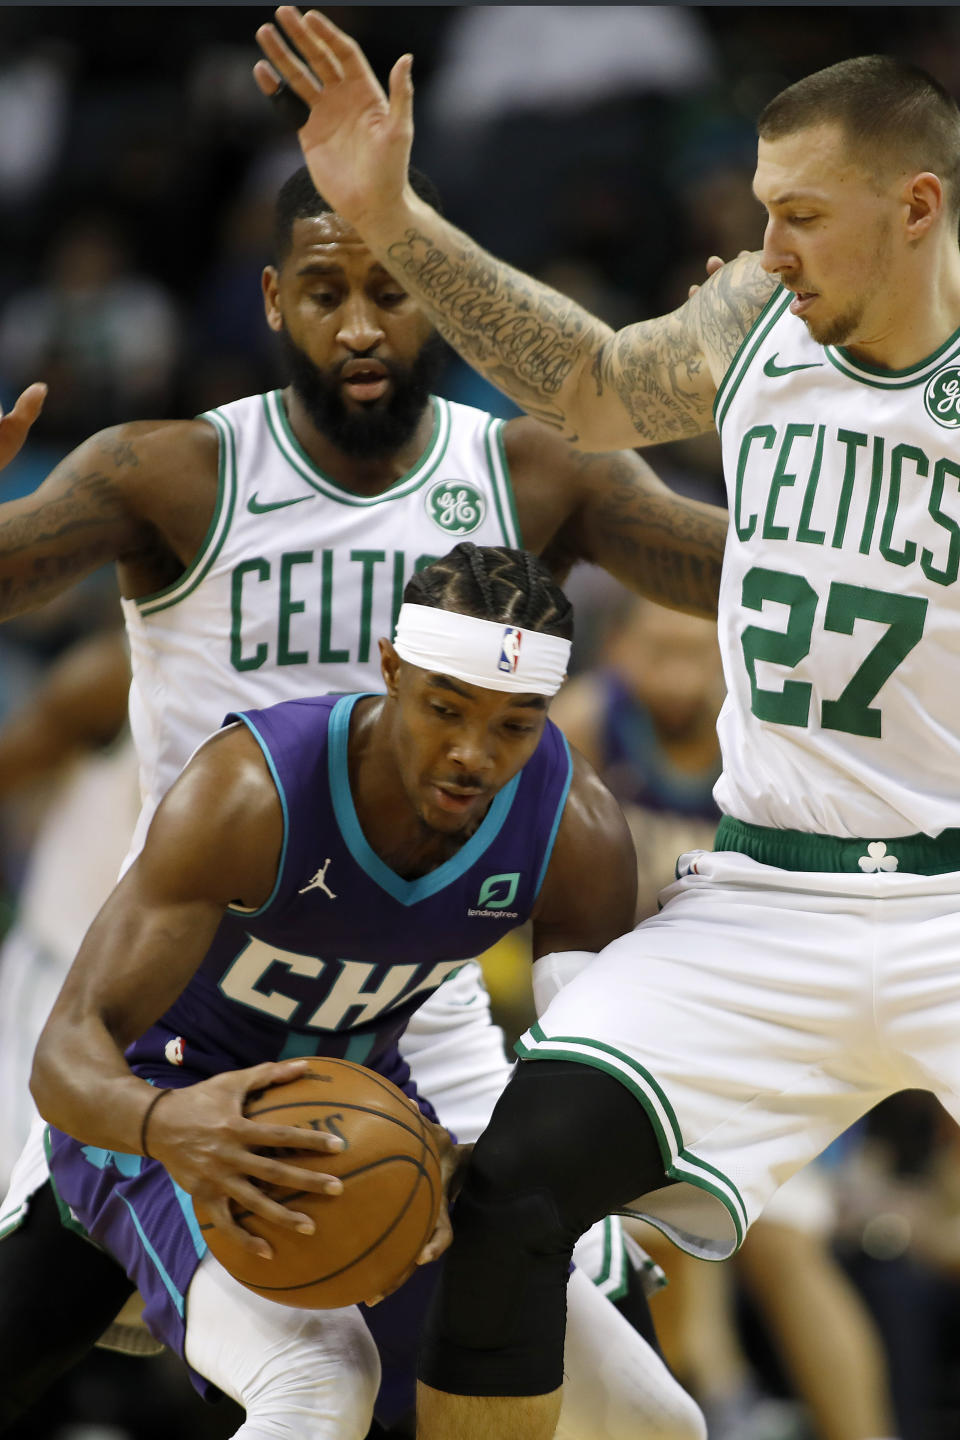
[484,418,523,548]
[516,1023,747,1250]
[263,390,451,505]
[136,409,238,616]
[592,1216,629,1300]
[824,324,960,389]
[713,286,793,435]
[715,814,960,875]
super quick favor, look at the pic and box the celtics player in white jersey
[258,12,960,1436]
[0,157,722,1434]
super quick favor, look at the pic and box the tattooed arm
[254,8,777,449]
[506,420,728,619]
[0,420,215,620]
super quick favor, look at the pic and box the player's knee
[422,1174,573,1394]
[420,1060,669,1396]
[242,1310,380,1440]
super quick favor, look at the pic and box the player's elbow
[29,1012,73,1128]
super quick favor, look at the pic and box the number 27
[740,567,927,738]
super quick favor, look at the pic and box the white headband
[393,603,570,696]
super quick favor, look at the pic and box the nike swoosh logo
[247,492,312,514]
[763,354,824,378]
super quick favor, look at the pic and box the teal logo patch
[426,481,485,535]
[924,366,960,428]
[476,873,520,909]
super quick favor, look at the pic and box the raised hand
[0,383,46,471]
[254,6,414,229]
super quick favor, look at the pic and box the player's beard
[278,329,449,458]
[803,299,868,348]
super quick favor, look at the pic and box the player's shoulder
[532,739,637,945]
[692,252,780,384]
[500,414,582,473]
[162,719,278,835]
[75,417,219,484]
[560,742,632,849]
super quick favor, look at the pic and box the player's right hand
[144,1059,346,1260]
[0,382,46,471]
[253,7,414,231]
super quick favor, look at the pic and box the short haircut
[758,55,960,214]
[273,165,443,264]
[404,543,574,641]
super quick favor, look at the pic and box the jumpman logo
[299,859,337,899]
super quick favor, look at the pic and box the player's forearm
[31,1014,158,1155]
[592,492,728,619]
[0,468,134,620]
[363,193,615,444]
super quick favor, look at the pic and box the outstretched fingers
[299,8,380,90]
[255,18,328,106]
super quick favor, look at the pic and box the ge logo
[924,366,960,429]
[426,481,485,534]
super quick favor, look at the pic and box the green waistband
[714,814,960,876]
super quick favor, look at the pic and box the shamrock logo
[857,841,898,873]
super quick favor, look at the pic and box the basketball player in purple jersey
[32,545,701,1440]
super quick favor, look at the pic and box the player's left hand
[0,383,46,471]
[364,1120,468,1305]
[687,250,753,298]
[253,7,413,230]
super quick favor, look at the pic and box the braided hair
[403,544,574,640]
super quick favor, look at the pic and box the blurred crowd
[2,7,960,1438]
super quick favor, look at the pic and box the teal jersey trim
[172,1178,208,1260]
[225,713,291,918]
[327,693,520,906]
[533,730,573,899]
[120,1194,185,1317]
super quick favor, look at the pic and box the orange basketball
[193,1057,442,1308]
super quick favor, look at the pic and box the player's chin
[421,785,487,829]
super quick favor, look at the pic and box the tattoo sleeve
[0,455,144,619]
[580,451,728,618]
[385,223,613,440]
[385,210,775,448]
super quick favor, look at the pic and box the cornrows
[404,543,574,640]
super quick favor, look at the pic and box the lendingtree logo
[427,480,486,534]
[924,365,960,429]
[476,873,520,910]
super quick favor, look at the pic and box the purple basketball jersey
[46,691,573,1398]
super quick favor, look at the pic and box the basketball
[192,1058,443,1309]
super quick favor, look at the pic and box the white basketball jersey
[714,286,960,837]
[121,390,520,852]
[16,733,140,964]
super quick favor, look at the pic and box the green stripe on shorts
[516,1024,747,1248]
